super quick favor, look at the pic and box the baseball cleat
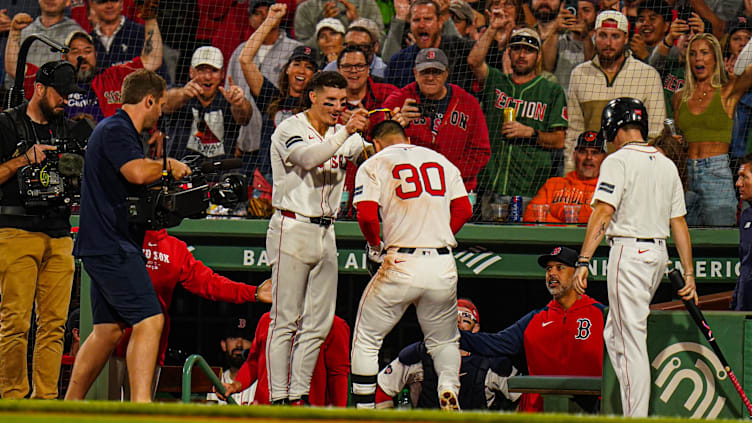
[439,389,459,411]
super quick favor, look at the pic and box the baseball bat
[668,269,752,419]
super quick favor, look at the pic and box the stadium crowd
[0,0,750,414]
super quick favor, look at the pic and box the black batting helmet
[600,97,648,143]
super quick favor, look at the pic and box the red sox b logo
[575,318,592,340]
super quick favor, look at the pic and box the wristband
[578,255,591,261]
[575,261,590,268]
[662,37,672,49]
[254,287,259,302]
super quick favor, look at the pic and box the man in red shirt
[109,229,271,400]
[523,131,607,223]
[459,246,605,412]
[219,306,351,406]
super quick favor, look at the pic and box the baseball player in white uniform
[573,97,698,417]
[350,120,473,410]
[266,71,369,404]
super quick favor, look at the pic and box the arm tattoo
[592,222,606,241]
[144,30,154,56]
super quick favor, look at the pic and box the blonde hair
[682,33,727,103]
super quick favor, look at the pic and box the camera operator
[66,69,191,403]
[0,60,82,400]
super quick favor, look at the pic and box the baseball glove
[137,0,160,20]
[365,242,384,277]
[247,197,274,218]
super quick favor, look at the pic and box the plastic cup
[490,203,508,222]
[532,204,549,222]
[563,204,581,223]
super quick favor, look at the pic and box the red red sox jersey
[460,295,605,412]
[115,229,256,364]
[234,312,351,406]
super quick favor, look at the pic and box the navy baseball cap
[249,0,274,14]
[223,317,252,339]
[537,246,578,268]
[575,130,606,152]
[35,61,83,97]
[289,45,318,66]
[727,16,752,36]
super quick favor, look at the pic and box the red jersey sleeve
[449,196,472,234]
[165,234,256,303]
[356,201,381,246]
[324,317,351,407]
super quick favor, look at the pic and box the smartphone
[564,0,577,16]
[416,102,437,117]
[677,5,692,22]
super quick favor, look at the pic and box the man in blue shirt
[734,153,752,310]
[65,69,190,403]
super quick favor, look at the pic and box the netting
[1,0,751,227]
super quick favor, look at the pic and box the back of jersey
[353,144,468,248]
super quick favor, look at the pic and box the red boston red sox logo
[575,318,592,340]
[551,247,561,255]
[427,51,435,59]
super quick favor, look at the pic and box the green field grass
[0,400,747,423]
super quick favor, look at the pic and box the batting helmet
[600,97,648,143]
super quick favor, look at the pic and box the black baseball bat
[668,269,752,419]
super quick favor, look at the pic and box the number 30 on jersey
[392,162,446,199]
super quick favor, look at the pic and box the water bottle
[397,388,411,409]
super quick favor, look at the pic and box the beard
[512,61,536,77]
[39,97,63,121]
[533,5,559,23]
[596,44,626,66]
[76,67,95,83]
[226,350,245,369]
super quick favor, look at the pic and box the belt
[280,210,334,227]
[395,247,450,255]
[609,236,664,244]
[0,206,30,216]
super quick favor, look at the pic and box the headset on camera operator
[0,60,84,399]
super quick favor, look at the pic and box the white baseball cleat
[439,389,459,411]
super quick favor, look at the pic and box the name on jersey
[143,248,170,270]
[413,110,469,131]
[663,74,685,94]
[494,90,548,122]
[103,90,122,105]
[318,154,348,170]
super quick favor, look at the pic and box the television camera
[127,155,249,229]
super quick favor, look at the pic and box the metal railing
[182,354,237,405]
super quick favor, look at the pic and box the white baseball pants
[265,212,338,402]
[605,237,667,417]
[351,248,460,407]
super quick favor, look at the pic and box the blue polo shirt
[74,109,146,257]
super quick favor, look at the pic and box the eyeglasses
[339,63,368,72]
[458,310,476,323]
[92,0,120,4]
[417,68,445,76]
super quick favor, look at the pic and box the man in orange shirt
[523,131,606,223]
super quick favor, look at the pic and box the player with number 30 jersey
[350,121,472,410]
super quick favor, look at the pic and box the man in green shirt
[468,15,567,206]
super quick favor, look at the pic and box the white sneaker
[439,389,459,411]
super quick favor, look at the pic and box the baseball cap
[575,130,606,152]
[316,18,346,37]
[509,27,541,51]
[223,317,252,339]
[191,46,224,70]
[595,10,629,33]
[349,18,381,43]
[636,0,671,23]
[65,30,94,48]
[537,246,578,268]
[415,48,448,72]
[36,61,83,97]
[449,0,474,24]
[727,16,752,36]
[457,298,479,323]
[289,45,318,65]
[248,0,274,14]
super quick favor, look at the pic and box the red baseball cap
[457,298,479,324]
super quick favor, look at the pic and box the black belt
[309,216,334,227]
[397,247,450,255]
[0,206,30,216]
[636,238,654,243]
[280,210,334,227]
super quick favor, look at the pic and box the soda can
[508,196,523,222]
[664,118,678,136]
[503,107,516,123]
